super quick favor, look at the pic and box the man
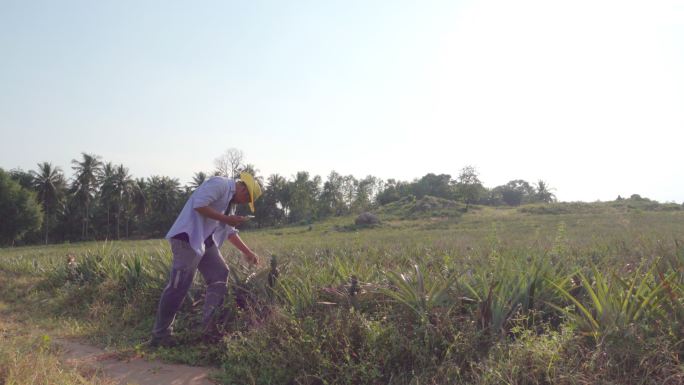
[149,171,262,347]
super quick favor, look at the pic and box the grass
[0,305,115,385]
[1,203,684,384]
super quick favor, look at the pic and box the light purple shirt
[165,176,238,256]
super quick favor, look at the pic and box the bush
[355,212,380,227]
[378,195,465,220]
[216,310,386,384]
[518,202,600,215]
[0,168,42,245]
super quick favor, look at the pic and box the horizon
[2,1,683,203]
[3,152,678,204]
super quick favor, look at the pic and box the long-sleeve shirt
[165,176,238,256]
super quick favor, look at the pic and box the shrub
[0,168,42,245]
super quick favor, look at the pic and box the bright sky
[1,0,683,202]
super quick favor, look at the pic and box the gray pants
[152,238,229,338]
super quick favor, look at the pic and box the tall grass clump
[550,262,670,341]
[381,263,454,325]
[457,250,566,340]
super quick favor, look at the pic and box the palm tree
[239,164,262,183]
[267,173,289,213]
[147,176,177,211]
[147,176,181,235]
[71,153,103,239]
[189,171,208,190]
[98,162,117,238]
[30,162,65,244]
[535,180,557,203]
[112,164,133,239]
[128,178,148,237]
[251,173,290,226]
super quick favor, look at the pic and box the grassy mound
[378,195,466,219]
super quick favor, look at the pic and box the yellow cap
[239,172,262,213]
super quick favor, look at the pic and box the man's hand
[244,251,260,266]
[227,233,260,267]
[194,207,248,227]
[222,215,249,227]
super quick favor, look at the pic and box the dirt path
[0,281,217,385]
[58,339,216,385]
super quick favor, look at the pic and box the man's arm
[194,206,259,265]
[227,233,260,266]
[194,206,247,226]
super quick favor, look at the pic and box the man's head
[234,182,251,205]
[237,172,262,213]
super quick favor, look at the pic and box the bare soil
[58,339,216,385]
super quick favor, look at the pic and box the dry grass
[0,315,114,385]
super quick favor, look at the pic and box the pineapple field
[1,202,684,384]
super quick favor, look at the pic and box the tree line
[0,149,556,246]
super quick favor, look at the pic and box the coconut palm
[112,164,133,239]
[98,162,117,238]
[30,162,65,244]
[71,153,103,239]
[189,171,208,190]
[146,176,181,235]
[536,180,557,203]
[239,164,264,186]
[267,173,289,211]
[128,178,148,237]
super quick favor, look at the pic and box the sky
[1,0,683,202]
